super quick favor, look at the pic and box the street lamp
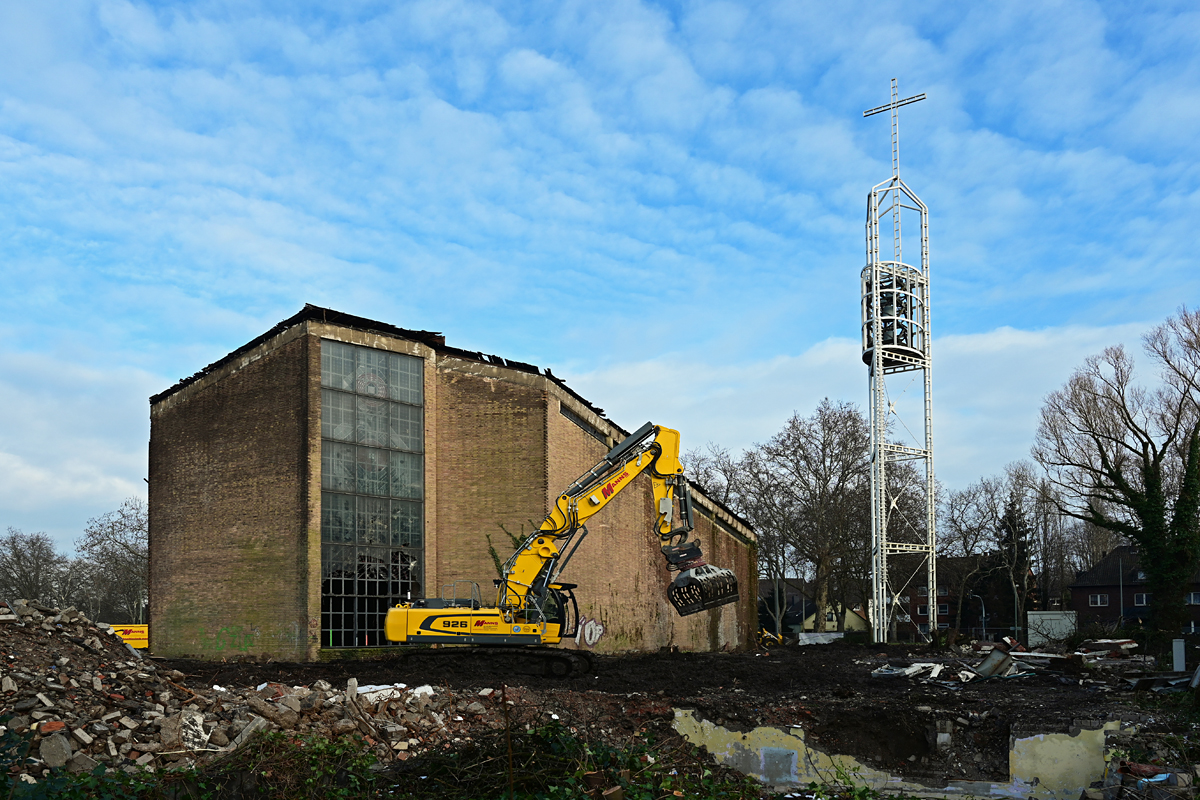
[970,595,988,641]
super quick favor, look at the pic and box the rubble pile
[1088,727,1200,800]
[0,600,676,781]
[869,637,1156,688]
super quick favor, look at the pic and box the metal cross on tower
[860,79,937,644]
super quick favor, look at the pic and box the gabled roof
[1065,545,1200,588]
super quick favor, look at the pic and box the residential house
[1068,545,1200,631]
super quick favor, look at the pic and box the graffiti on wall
[574,616,605,648]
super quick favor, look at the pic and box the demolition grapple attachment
[662,542,740,617]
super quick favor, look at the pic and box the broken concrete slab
[67,751,99,774]
[38,733,72,769]
[226,715,269,751]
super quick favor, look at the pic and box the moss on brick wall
[149,334,313,660]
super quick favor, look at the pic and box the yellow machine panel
[108,624,148,649]
[385,603,562,646]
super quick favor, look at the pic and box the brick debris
[0,599,675,782]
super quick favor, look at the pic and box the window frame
[319,340,426,649]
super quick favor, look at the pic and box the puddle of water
[672,708,1125,799]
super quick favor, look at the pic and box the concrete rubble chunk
[379,723,406,741]
[246,694,299,729]
[160,709,210,750]
[227,715,269,752]
[71,727,94,746]
[38,733,72,769]
[1,675,16,692]
[181,710,211,750]
[67,751,99,774]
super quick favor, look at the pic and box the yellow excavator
[384,422,740,673]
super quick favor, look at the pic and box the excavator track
[392,646,594,678]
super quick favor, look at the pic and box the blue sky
[1,1,1197,548]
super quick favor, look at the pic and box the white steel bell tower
[862,80,937,644]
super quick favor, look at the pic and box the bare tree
[1027,477,1081,610]
[739,399,871,633]
[683,443,740,509]
[77,498,149,624]
[686,443,794,634]
[1066,517,1126,576]
[1034,308,1200,633]
[0,529,66,602]
[940,478,1001,632]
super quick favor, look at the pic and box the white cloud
[0,351,156,548]
[562,321,1154,490]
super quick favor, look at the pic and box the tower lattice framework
[861,79,936,644]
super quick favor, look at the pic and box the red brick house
[1068,545,1200,632]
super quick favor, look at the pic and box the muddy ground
[157,641,1146,786]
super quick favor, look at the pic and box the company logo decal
[601,470,630,499]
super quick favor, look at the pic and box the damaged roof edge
[148,304,619,432]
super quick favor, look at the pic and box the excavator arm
[499,423,739,617]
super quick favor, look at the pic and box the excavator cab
[662,541,740,616]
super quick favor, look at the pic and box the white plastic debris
[358,683,408,703]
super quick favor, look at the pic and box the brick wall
[149,331,314,660]
[432,358,548,598]
[430,364,755,653]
